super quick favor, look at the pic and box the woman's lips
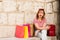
[39,15,42,16]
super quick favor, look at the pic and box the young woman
[33,9,50,40]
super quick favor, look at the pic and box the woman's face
[38,10,44,18]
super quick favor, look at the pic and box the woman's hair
[36,9,45,20]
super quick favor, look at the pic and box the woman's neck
[38,18,42,21]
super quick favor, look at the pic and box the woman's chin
[39,16,42,18]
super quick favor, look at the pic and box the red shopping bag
[23,24,31,37]
[47,24,56,36]
[15,25,24,38]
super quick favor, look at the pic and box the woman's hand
[43,26,50,30]
[46,26,50,30]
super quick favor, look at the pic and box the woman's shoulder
[33,18,38,23]
[34,18,38,21]
[43,18,46,20]
[42,18,47,22]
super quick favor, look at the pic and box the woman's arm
[43,23,50,30]
[34,23,50,30]
[34,23,45,30]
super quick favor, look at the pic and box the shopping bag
[30,24,34,37]
[47,24,56,36]
[24,26,28,38]
[15,25,24,38]
[23,24,31,37]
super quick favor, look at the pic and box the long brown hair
[36,9,45,20]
